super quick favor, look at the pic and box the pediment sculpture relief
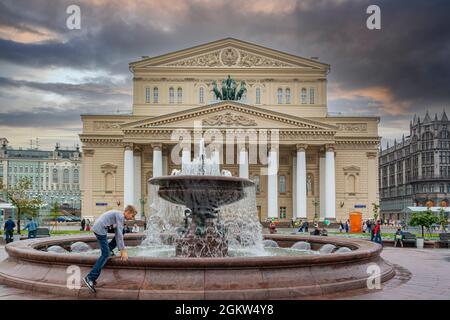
[165,48,294,67]
[202,112,257,127]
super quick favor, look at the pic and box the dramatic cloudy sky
[0,0,449,149]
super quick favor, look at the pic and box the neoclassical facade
[80,38,380,221]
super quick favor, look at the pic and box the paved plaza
[0,243,449,300]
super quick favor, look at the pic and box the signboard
[354,205,366,209]
[96,203,108,206]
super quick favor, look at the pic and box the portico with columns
[80,38,380,222]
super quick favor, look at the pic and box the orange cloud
[329,84,410,116]
[0,25,62,44]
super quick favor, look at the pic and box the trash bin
[416,238,424,249]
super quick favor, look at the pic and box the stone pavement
[0,245,449,300]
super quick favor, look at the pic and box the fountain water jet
[146,138,259,257]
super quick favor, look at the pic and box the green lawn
[327,231,441,240]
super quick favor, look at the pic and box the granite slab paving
[0,245,449,300]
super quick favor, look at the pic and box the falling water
[142,138,264,255]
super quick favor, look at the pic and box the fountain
[147,138,255,257]
[0,138,395,299]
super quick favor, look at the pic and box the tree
[49,202,61,232]
[371,203,379,221]
[409,210,440,238]
[5,177,43,233]
[438,208,449,231]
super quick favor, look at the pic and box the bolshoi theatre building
[80,38,380,222]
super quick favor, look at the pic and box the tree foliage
[5,177,43,233]
[371,203,379,221]
[409,210,440,238]
[49,202,61,231]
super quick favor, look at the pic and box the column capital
[151,143,162,151]
[239,144,249,152]
[123,143,133,151]
[296,144,308,152]
[325,144,335,152]
[366,151,378,159]
[83,149,95,157]
[268,143,279,152]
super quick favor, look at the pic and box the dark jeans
[5,230,14,243]
[28,230,37,239]
[87,233,111,282]
[374,233,383,245]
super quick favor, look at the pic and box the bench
[20,227,50,240]
[402,232,417,245]
[439,233,450,248]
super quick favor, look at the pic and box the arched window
[309,88,315,104]
[255,88,261,104]
[153,87,159,103]
[105,173,114,193]
[169,87,174,103]
[301,88,307,104]
[277,88,283,104]
[63,169,69,184]
[73,169,79,184]
[145,87,150,103]
[177,87,183,104]
[285,88,291,104]
[199,87,205,104]
[347,175,356,194]
[52,169,58,183]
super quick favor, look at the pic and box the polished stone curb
[0,234,395,300]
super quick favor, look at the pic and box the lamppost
[312,198,319,222]
[139,198,146,220]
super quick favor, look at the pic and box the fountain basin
[0,234,395,299]
[149,175,254,212]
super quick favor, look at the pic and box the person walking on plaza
[394,228,404,248]
[4,217,15,243]
[23,218,38,238]
[81,218,86,231]
[366,220,372,234]
[345,219,350,233]
[339,221,344,233]
[373,220,383,245]
[83,205,137,293]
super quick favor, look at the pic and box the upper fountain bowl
[149,175,254,209]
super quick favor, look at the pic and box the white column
[239,147,249,179]
[123,146,135,209]
[133,148,141,218]
[319,155,326,219]
[296,145,307,218]
[182,147,191,167]
[267,147,278,218]
[325,145,336,219]
[292,154,297,218]
[152,144,163,177]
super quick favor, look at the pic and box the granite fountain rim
[4,233,382,268]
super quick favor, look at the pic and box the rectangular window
[279,175,286,193]
[285,88,291,104]
[301,88,307,104]
[252,175,261,193]
[255,88,261,104]
[279,207,287,219]
[277,89,283,104]
[145,87,150,103]
[153,87,159,103]
[310,88,315,104]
